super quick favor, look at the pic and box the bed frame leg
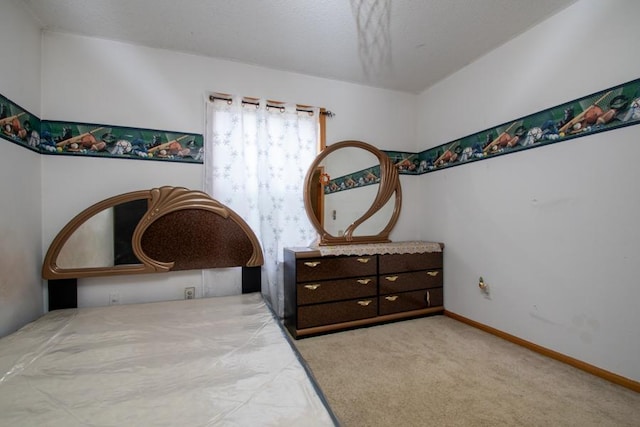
[242,266,261,294]
[48,279,78,310]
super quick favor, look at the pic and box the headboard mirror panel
[56,199,148,269]
[43,186,264,280]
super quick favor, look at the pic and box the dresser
[284,241,444,339]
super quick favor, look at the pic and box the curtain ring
[280,106,285,113]
[227,99,232,105]
[319,173,330,186]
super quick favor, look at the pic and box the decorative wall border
[0,94,203,164]
[323,165,381,194]
[324,78,640,193]
[41,121,203,163]
[0,94,41,153]
[4,78,639,170]
[389,77,640,175]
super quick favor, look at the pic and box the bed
[0,187,337,426]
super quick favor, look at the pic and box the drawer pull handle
[304,261,321,268]
[357,279,372,285]
[357,300,372,306]
[385,295,399,302]
[356,258,370,263]
[426,290,431,307]
[385,276,398,282]
[427,271,439,277]
[304,284,321,290]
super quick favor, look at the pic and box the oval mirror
[303,140,402,245]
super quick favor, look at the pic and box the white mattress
[0,293,336,426]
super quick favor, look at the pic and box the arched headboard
[43,186,264,309]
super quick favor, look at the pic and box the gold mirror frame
[43,186,264,280]
[303,140,402,245]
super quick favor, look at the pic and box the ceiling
[21,0,577,94]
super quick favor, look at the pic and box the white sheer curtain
[204,96,319,316]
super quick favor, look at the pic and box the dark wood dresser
[284,242,444,339]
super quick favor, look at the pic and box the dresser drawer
[297,298,378,329]
[297,276,377,305]
[379,252,442,274]
[296,255,376,281]
[379,270,442,294]
[379,288,443,315]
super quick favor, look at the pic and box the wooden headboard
[43,186,264,310]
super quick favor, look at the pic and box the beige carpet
[293,315,640,427]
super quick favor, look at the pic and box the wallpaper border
[385,77,640,176]
[0,93,41,154]
[40,120,203,163]
[3,77,639,171]
[0,95,204,164]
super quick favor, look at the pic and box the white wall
[0,0,43,337]
[416,0,640,382]
[40,32,418,307]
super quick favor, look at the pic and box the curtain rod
[209,94,334,117]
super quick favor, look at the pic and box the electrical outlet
[184,287,195,300]
[109,293,120,305]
